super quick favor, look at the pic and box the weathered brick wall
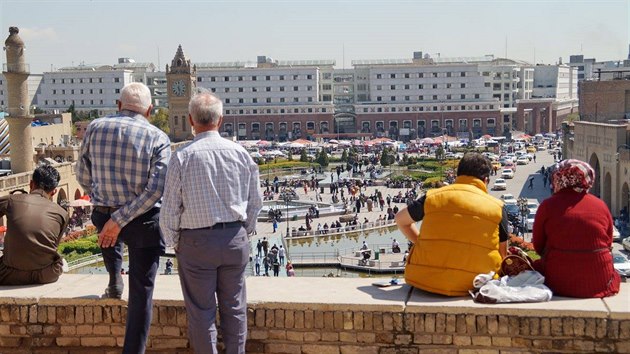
[0,299,629,353]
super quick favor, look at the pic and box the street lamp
[517,197,529,237]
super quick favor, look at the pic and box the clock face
[172,80,186,96]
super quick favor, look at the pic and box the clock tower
[166,45,196,141]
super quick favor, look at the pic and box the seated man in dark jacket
[0,165,69,285]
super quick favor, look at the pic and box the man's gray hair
[120,82,152,115]
[188,89,223,126]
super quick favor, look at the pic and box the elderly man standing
[76,82,171,354]
[160,90,262,354]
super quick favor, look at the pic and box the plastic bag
[471,270,552,303]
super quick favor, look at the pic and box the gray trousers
[177,225,249,354]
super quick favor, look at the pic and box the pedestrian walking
[278,245,286,265]
[528,177,534,190]
[272,218,278,233]
[254,255,261,276]
[256,239,263,257]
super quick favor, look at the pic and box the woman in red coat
[532,159,620,298]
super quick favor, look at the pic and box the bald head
[188,91,223,127]
[119,82,152,117]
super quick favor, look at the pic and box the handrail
[285,219,396,239]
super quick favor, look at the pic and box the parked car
[613,252,630,278]
[505,203,520,220]
[527,199,539,212]
[492,178,507,191]
[623,237,630,252]
[516,156,529,165]
[526,211,537,231]
[501,169,515,179]
[500,193,517,204]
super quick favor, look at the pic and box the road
[486,149,626,255]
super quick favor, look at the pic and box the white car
[501,169,515,179]
[516,156,529,165]
[500,193,517,204]
[613,252,630,278]
[527,200,539,212]
[623,237,630,252]
[526,211,537,231]
[492,178,507,191]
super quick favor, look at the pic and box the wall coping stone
[0,274,627,319]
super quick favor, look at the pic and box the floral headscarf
[551,159,595,194]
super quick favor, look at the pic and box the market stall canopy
[68,199,93,207]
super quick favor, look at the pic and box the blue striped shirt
[76,111,171,228]
[159,131,263,247]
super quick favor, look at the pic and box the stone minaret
[3,27,34,174]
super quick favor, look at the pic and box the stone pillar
[4,117,33,173]
[3,27,34,174]
[515,106,525,132]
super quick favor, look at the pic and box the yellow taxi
[491,161,502,170]
[526,146,537,153]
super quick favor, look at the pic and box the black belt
[183,221,244,230]
[94,206,120,215]
[209,221,243,230]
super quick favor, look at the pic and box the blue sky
[1,0,629,74]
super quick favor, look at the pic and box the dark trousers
[92,207,164,354]
[0,258,62,285]
[177,225,249,354]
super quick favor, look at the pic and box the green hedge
[258,161,320,172]
[59,235,100,261]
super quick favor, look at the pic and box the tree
[316,148,330,167]
[435,145,445,160]
[150,108,170,134]
[287,150,293,161]
[340,149,348,162]
[381,147,392,167]
[299,148,309,162]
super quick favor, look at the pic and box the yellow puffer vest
[405,176,503,296]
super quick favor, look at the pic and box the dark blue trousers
[92,207,164,354]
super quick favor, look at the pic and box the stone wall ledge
[0,274,628,353]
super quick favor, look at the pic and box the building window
[293,97,299,102]
[211,77,216,82]
[390,85,396,90]
[197,77,202,82]
[474,94,480,99]
[266,98,271,103]
[391,96,396,101]
[461,72,466,77]
[253,98,258,103]
[418,84,423,89]
[307,74,312,79]
[376,85,382,90]
[460,94,465,99]
[376,74,382,79]
[446,72,451,78]
[293,75,298,80]
[307,86,313,91]
[238,76,243,81]
[432,73,438,78]
[432,84,438,89]
[293,86,299,91]
[252,76,257,81]
[225,98,230,103]
[114,78,120,83]
[418,73,424,78]
[266,75,271,81]
[377,96,382,102]
[224,76,230,81]
[239,87,243,92]
[280,75,285,80]
[266,87,271,92]
[432,95,438,100]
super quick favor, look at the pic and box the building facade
[2,50,580,141]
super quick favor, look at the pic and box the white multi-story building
[2,51,582,140]
[37,66,133,116]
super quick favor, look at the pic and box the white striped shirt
[159,131,263,247]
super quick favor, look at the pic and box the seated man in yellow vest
[395,152,508,296]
